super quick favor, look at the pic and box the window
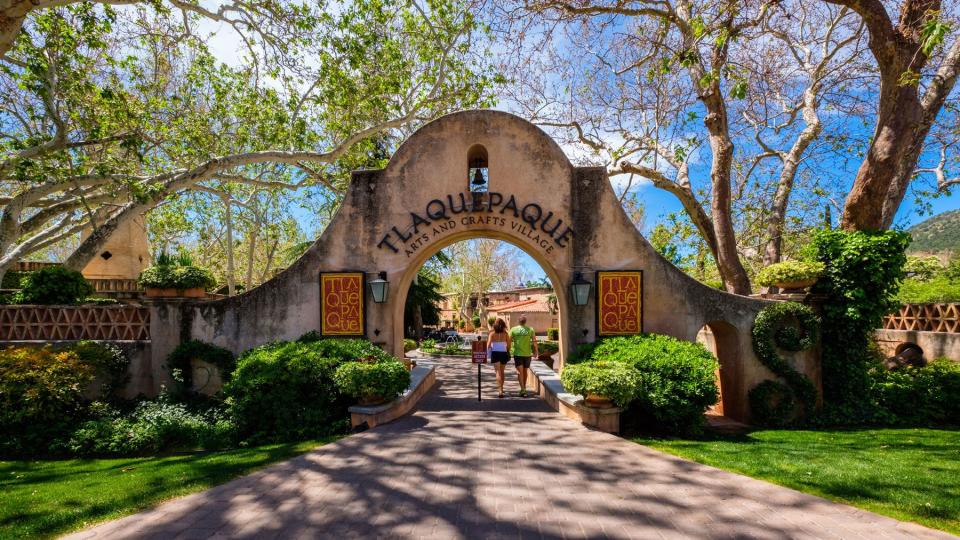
[467,145,488,192]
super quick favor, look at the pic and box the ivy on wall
[808,230,910,411]
[165,340,236,395]
[749,302,820,426]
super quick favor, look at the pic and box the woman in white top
[487,318,512,398]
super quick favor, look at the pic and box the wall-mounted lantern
[570,272,592,306]
[369,271,389,303]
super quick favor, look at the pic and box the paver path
[65,356,954,540]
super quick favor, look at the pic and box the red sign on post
[472,340,487,363]
[597,271,643,336]
[320,272,365,336]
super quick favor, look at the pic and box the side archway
[696,321,742,418]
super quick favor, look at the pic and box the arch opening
[696,320,742,419]
[467,144,489,193]
[393,231,568,369]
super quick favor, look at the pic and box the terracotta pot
[584,393,613,408]
[774,278,818,291]
[359,394,388,406]
[145,287,206,298]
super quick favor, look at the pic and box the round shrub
[748,380,796,427]
[333,360,410,404]
[561,360,639,407]
[307,338,394,363]
[16,266,93,304]
[538,340,559,357]
[224,341,352,442]
[580,334,719,433]
[755,260,825,287]
[403,339,417,352]
[165,340,236,394]
[0,345,95,454]
[471,315,481,327]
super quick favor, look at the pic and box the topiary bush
[15,266,93,304]
[223,341,353,442]
[165,340,236,395]
[561,360,639,407]
[755,260,825,287]
[748,302,819,426]
[577,334,719,433]
[0,345,96,455]
[333,360,410,404]
[403,339,417,352]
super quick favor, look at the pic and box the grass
[0,438,337,540]
[635,428,960,535]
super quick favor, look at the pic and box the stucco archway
[159,109,820,423]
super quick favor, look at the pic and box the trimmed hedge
[138,265,216,290]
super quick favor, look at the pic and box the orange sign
[320,272,365,336]
[597,271,642,336]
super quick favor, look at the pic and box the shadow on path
[63,357,955,540]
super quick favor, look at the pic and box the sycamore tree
[495,0,872,293]
[0,0,496,283]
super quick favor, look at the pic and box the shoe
[518,389,526,397]
[498,391,505,398]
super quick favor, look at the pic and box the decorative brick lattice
[89,279,142,293]
[883,303,960,333]
[0,306,150,341]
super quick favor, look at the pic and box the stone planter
[145,287,206,298]
[774,278,818,291]
[359,394,389,406]
[584,393,613,409]
[537,354,555,369]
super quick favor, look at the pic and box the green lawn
[635,428,960,535]
[0,438,336,540]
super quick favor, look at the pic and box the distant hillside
[907,210,960,254]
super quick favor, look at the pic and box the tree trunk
[840,82,923,230]
[224,197,236,295]
[763,88,822,265]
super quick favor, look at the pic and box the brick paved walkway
[64,356,955,539]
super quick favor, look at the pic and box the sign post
[471,339,486,401]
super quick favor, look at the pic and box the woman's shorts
[514,356,532,368]
[491,351,510,364]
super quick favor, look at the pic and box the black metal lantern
[570,272,592,306]
[369,271,389,303]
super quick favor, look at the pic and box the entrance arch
[165,109,819,423]
[395,232,570,365]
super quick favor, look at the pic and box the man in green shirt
[509,316,538,397]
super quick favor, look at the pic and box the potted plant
[333,359,410,406]
[537,340,560,369]
[138,252,216,298]
[560,360,639,409]
[755,260,826,291]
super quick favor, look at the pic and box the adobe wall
[165,110,817,422]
